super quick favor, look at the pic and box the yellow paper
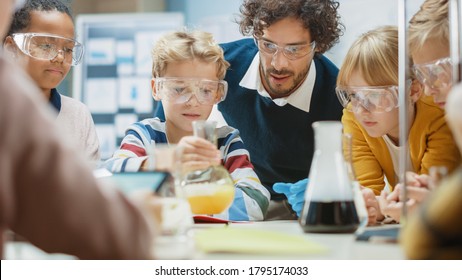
[195,227,327,255]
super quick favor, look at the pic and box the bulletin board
[73,13,184,159]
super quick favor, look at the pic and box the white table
[5,221,404,260]
[189,221,404,260]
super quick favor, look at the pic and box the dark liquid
[300,201,359,233]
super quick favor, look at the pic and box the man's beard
[262,63,310,98]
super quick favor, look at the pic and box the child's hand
[406,171,430,189]
[378,184,431,222]
[178,136,221,171]
[361,187,385,225]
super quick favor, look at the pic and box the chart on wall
[73,13,184,160]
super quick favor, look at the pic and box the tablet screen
[110,172,170,195]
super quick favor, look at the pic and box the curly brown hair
[237,0,344,54]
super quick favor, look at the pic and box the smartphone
[110,171,171,195]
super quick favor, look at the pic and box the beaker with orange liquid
[180,120,235,215]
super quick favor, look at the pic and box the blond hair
[151,30,230,79]
[337,26,398,87]
[408,0,449,54]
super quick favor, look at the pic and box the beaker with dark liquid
[299,121,359,233]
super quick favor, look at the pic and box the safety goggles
[155,77,228,105]
[254,37,316,60]
[412,57,452,91]
[11,33,84,66]
[336,86,399,113]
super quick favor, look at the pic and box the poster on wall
[73,13,184,160]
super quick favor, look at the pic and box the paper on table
[195,227,327,255]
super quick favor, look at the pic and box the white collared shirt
[239,53,316,113]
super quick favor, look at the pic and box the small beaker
[146,143,184,197]
[146,144,195,259]
[151,197,195,259]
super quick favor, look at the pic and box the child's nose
[185,92,200,106]
[50,49,65,63]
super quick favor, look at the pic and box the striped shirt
[104,118,270,221]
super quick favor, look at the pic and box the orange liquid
[184,183,234,214]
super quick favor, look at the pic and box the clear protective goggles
[412,57,452,91]
[155,77,228,105]
[336,85,399,113]
[11,33,84,66]
[254,37,316,60]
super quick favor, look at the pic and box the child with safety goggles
[409,0,452,109]
[377,0,462,223]
[3,0,99,163]
[336,26,460,225]
[104,30,270,221]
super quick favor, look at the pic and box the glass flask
[180,120,235,215]
[299,121,359,233]
[122,143,194,259]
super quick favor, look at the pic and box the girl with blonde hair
[336,26,459,224]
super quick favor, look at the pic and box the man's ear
[410,79,423,103]
[151,78,161,101]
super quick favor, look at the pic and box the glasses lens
[335,88,351,108]
[413,58,452,90]
[157,79,190,103]
[257,40,277,55]
[283,43,314,60]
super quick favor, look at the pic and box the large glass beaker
[299,121,359,233]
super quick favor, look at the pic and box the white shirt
[382,134,414,191]
[239,53,316,113]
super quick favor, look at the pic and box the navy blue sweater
[155,38,343,200]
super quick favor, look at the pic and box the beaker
[299,121,359,233]
[180,120,235,215]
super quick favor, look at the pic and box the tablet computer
[110,171,171,195]
[355,227,399,243]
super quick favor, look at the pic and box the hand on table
[406,171,430,188]
[361,187,385,225]
[377,183,430,222]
